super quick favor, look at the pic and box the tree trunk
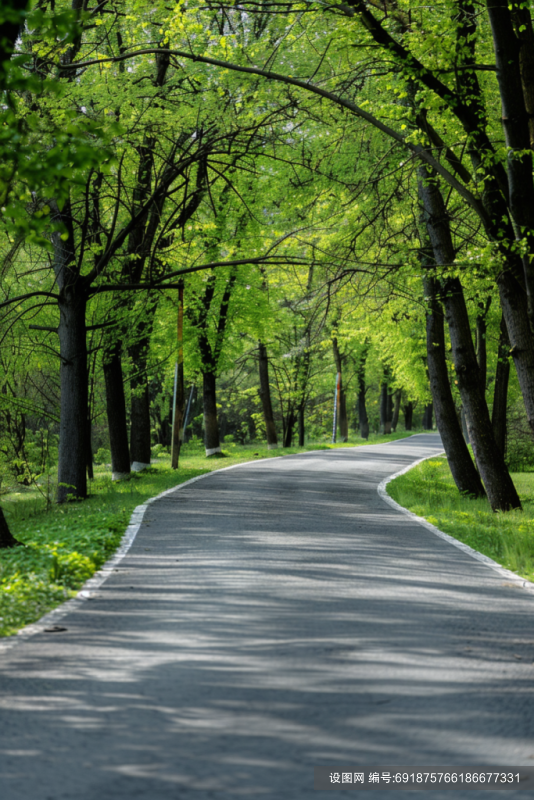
[492,315,510,457]
[461,408,470,443]
[423,404,433,430]
[283,410,295,447]
[391,389,402,432]
[511,4,534,149]
[104,344,131,479]
[258,340,278,449]
[419,166,521,511]
[203,370,221,456]
[129,336,152,469]
[475,306,488,393]
[0,505,21,548]
[356,347,369,438]
[381,378,393,433]
[487,0,534,329]
[57,285,88,503]
[496,271,534,437]
[86,417,93,481]
[332,336,348,441]
[424,275,486,498]
[403,402,413,431]
[298,403,305,446]
[358,382,369,439]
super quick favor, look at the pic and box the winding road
[1,434,533,798]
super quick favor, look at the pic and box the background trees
[3,0,534,537]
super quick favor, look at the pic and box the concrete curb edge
[378,451,534,596]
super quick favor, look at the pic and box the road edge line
[378,452,534,596]
[0,434,440,653]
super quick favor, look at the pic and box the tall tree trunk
[104,343,131,479]
[475,303,489,392]
[486,0,534,329]
[298,403,305,446]
[511,3,534,149]
[423,404,433,430]
[332,336,348,441]
[391,389,402,432]
[461,408,470,443]
[258,340,278,449]
[338,387,348,442]
[203,370,221,456]
[496,272,534,437]
[283,410,295,447]
[0,506,21,548]
[419,166,521,511]
[403,402,413,431]
[86,417,93,481]
[492,315,511,457]
[380,376,393,434]
[357,375,369,440]
[129,336,151,469]
[424,275,486,498]
[57,285,88,503]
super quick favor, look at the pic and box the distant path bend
[1,434,533,800]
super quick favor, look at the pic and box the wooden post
[171,281,184,469]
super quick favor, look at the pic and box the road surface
[1,434,533,798]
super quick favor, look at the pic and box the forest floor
[0,431,411,637]
[387,457,534,583]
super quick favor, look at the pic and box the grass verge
[387,457,534,583]
[0,432,412,637]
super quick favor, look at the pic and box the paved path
[1,435,533,799]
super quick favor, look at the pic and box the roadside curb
[0,457,287,654]
[378,452,534,596]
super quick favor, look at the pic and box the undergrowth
[0,432,412,637]
[387,458,534,583]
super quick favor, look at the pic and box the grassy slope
[0,432,410,637]
[387,458,534,583]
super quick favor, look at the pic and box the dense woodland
[2,0,534,546]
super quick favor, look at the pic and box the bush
[94,448,111,466]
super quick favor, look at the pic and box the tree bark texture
[283,412,295,448]
[419,167,521,510]
[380,379,393,434]
[475,303,489,392]
[103,343,131,479]
[129,336,151,468]
[258,341,278,448]
[424,276,485,498]
[203,370,221,455]
[0,505,21,548]
[357,378,369,439]
[511,4,534,149]
[403,402,413,431]
[486,0,534,329]
[332,337,348,441]
[86,418,93,481]
[391,390,402,432]
[57,285,88,502]
[298,404,305,447]
[492,315,511,457]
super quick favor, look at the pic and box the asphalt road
[1,434,533,799]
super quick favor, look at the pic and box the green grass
[387,458,534,583]
[0,432,412,637]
